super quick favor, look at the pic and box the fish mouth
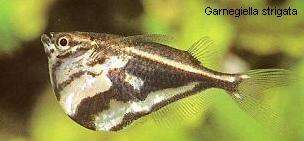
[41,33,52,46]
[41,33,54,57]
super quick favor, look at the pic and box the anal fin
[150,92,213,129]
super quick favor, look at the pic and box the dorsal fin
[186,37,217,65]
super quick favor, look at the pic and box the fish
[41,31,291,131]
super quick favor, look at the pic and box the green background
[0,0,303,141]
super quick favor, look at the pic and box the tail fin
[237,69,292,96]
[231,69,294,133]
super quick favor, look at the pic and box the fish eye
[59,38,68,46]
[57,36,70,49]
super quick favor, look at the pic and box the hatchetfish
[41,31,290,131]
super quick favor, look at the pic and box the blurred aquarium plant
[0,0,52,53]
[0,0,304,141]
[234,0,304,58]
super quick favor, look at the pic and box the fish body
[41,32,289,131]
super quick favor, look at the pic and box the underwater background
[0,0,304,140]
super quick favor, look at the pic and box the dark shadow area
[231,45,298,69]
[0,40,48,135]
[45,0,143,34]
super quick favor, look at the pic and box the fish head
[41,32,102,100]
[41,32,96,61]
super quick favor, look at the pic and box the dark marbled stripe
[57,70,85,92]
[124,55,203,100]
[51,60,62,100]
[56,46,90,59]
[109,83,207,131]
[70,68,137,130]
[70,87,117,130]
[70,81,204,131]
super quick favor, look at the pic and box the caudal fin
[232,69,294,133]
[237,69,292,95]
